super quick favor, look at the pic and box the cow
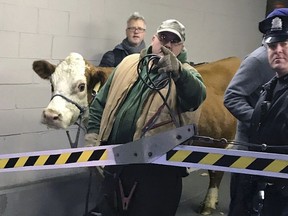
[32,52,240,215]
[193,57,240,214]
[33,53,112,129]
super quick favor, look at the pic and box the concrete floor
[177,169,230,216]
[0,169,231,216]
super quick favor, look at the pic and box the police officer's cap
[259,8,288,44]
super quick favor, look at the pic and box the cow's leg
[199,170,224,215]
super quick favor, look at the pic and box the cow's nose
[43,109,61,122]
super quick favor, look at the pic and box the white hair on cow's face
[42,52,88,129]
[52,53,86,90]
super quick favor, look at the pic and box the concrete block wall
[0,0,266,215]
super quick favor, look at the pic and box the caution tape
[0,124,288,179]
[0,125,195,172]
[0,145,117,172]
[0,144,288,179]
[154,145,288,179]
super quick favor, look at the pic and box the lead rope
[137,54,180,137]
[53,87,100,215]
[84,169,94,216]
[65,88,99,148]
[66,115,86,148]
[190,135,288,150]
[83,90,103,216]
[49,93,87,148]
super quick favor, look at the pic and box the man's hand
[157,46,181,81]
[84,132,99,147]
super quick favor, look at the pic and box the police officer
[227,8,288,216]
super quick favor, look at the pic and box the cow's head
[33,52,112,129]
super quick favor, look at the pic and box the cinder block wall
[0,0,266,215]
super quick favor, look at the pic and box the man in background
[99,12,146,67]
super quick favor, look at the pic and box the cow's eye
[78,83,86,92]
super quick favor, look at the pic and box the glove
[84,132,100,147]
[157,46,181,81]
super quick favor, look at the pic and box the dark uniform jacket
[250,74,288,154]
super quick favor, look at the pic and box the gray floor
[0,169,231,216]
[177,169,230,216]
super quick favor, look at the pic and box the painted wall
[0,0,266,214]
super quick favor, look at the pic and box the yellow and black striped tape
[166,148,288,175]
[1,143,288,179]
[0,148,109,171]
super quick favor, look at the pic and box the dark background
[266,0,288,15]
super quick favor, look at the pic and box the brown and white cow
[33,53,112,129]
[32,53,240,215]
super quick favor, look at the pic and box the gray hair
[127,12,146,25]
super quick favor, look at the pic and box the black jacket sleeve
[99,51,115,67]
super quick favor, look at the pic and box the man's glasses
[157,33,182,45]
[127,27,146,33]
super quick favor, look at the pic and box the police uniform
[228,8,288,216]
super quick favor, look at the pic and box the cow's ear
[32,60,56,80]
[85,61,110,90]
[85,68,107,92]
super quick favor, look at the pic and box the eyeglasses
[157,33,182,45]
[127,27,146,33]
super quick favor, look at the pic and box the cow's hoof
[199,203,215,215]
[200,207,213,215]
